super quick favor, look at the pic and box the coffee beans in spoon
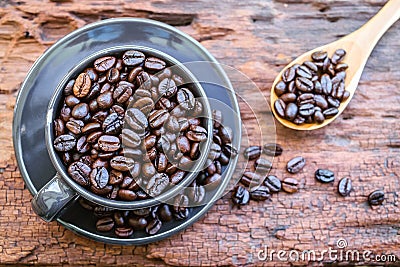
[53,50,209,201]
[274,49,350,124]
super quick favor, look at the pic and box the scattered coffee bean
[281,178,299,193]
[262,143,283,156]
[264,175,281,193]
[243,146,261,160]
[286,156,306,174]
[338,177,352,196]
[368,190,385,206]
[249,186,271,201]
[232,186,250,205]
[315,169,335,183]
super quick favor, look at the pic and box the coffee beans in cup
[53,50,209,201]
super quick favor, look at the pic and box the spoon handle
[351,0,400,55]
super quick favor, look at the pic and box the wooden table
[1,0,399,265]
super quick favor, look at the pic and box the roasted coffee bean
[158,78,177,98]
[314,110,325,123]
[96,91,113,109]
[128,216,148,230]
[65,95,80,107]
[121,128,141,148]
[54,119,65,137]
[148,109,169,129]
[218,152,230,165]
[122,50,145,66]
[54,134,76,152]
[314,94,328,109]
[92,110,108,123]
[107,68,120,83]
[295,77,314,92]
[190,142,200,159]
[282,66,296,83]
[117,189,137,201]
[90,167,109,189]
[177,88,195,110]
[331,49,346,64]
[125,108,148,132]
[96,217,114,232]
[90,184,112,195]
[368,190,385,206]
[315,169,335,183]
[186,125,207,142]
[73,73,91,98]
[144,135,157,150]
[286,156,306,174]
[176,135,190,154]
[275,81,287,96]
[94,56,116,72]
[136,71,152,90]
[145,57,166,71]
[274,99,286,118]
[147,173,169,197]
[98,135,120,152]
[263,143,283,156]
[281,178,298,193]
[179,156,193,170]
[327,96,340,108]
[87,131,102,143]
[296,65,312,79]
[311,51,328,61]
[335,63,348,72]
[142,162,156,178]
[255,157,272,173]
[303,61,318,73]
[68,161,91,186]
[338,177,352,196]
[113,81,133,104]
[223,143,238,158]
[241,171,264,187]
[155,97,173,110]
[64,79,75,96]
[146,218,162,235]
[172,194,189,220]
[82,122,101,134]
[115,227,133,238]
[342,90,351,101]
[264,175,281,193]
[110,156,135,171]
[76,136,90,153]
[297,93,315,106]
[322,107,339,118]
[85,68,98,82]
[285,103,298,121]
[298,103,315,117]
[113,211,125,226]
[280,93,297,103]
[132,97,155,115]
[203,173,221,190]
[243,146,261,160]
[232,186,250,205]
[156,204,172,222]
[250,185,271,201]
[218,126,232,144]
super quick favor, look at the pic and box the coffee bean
[311,51,328,61]
[281,178,298,193]
[222,143,238,158]
[115,227,133,238]
[314,110,325,123]
[255,157,272,173]
[146,218,162,235]
[98,135,120,152]
[241,171,264,187]
[303,61,318,73]
[286,156,306,174]
[280,93,297,103]
[203,173,221,190]
[274,99,286,118]
[327,96,340,108]
[177,88,195,110]
[132,97,155,115]
[322,107,339,118]
[186,125,207,142]
[285,103,298,121]
[96,217,114,232]
[148,109,169,129]
[282,67,296,83]
[76,136,90,153]
[250,185,271,201]
[158,78,177,98]
[368,190,384,206]
[106,68,120,83]
[121,128,141,148]
[125,108,148,133]
[68,161,91,186]
[338,177,352,196]
[232,186,250,205]
[263,143,283,156]
[113,81,133,104]
[94,56,116,72]
[136,71,152,90]
[90,167,109,189]
[73,73,91,98]
[315,169,335,183]
[64,79,75,96]
[54,134,76,152]
[110,156,135,172]
[65,95,80,107]
[122,50,145,66]
[298,103,315,117]
[117,189,137,201]
[145,57,166,71]
[331,49,346,64]
[296,77,314,92]
[296,65,312,79]
[275,81,287,96]
[264,175,281,193]
[147,173,169,197]
[243,146,261,160]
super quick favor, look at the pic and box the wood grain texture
[0,0,399,265]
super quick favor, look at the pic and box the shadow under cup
[33,45,213,222]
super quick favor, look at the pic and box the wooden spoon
[271,0,400,130]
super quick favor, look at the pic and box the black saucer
[13,18,241,245]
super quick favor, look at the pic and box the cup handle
[31,173,78,222]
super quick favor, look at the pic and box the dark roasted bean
[295,77,314,92]
[281,178,298,193]
[146,173,169,197]
[146,218,162,235]
[322,107,339,118]
[263,143,283,156]
[110,156,135,171]
[296,65,312,79]
[243,146,261,160]
[275,81,287,96]
[311,51,328,61]
[282,66,296,83]
[250,185,271,201]
[368,190,385,206]
[286,156,306,174]
[315,169,335,183]
[264,175,281,193]
[232,186,250,205]
[298,103,315,117]
[115,227,133,238]
[68,161,91,186]
[54,134,76,152]
[338,177,352,196]
[241,171,264,187]
[96,217,114,232]
[285,103,298,121]
[122,50,145,66]
[90,167,109,189]
[73,73,91,98]
[280,93,297,103]
[255,157,272,173]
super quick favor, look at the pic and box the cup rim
[45,45,213,210]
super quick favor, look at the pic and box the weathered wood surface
[0,0,399,265]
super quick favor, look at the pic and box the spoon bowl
[271,0,400,130]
